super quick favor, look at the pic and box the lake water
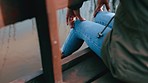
[0,1,119,83]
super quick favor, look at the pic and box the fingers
[66,16,68,25]
[105,2,110,11]
[66,11,70,25]
[73,9,85,21]
[66,9,85,28]
[70,19,75,28]
[93,8,99,17]
[66,9,75,27]
[93,3,103,17]
[67,16,75,28]
[94,0,110,17]
[67,15,76,28]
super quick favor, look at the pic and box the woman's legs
[62,12,114,57]
[61,29,84,56]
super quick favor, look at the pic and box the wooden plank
[45,0,63,83]
[63,53,107,83]
[62,48,92,71]
[34,0,56,83]
[92,72,124,83]
[62,48,91,65]
[0,0,68,27]
[0,0,35,26]
[55,0,68,10]
[0,6,4,28]
[10,70,43,83]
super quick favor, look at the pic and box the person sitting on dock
[62,0,148,83]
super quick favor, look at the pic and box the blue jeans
[62,11,115,57]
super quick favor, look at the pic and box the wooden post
[0,0,65,82]
[0,6,4,28]
[55,0,68,10]
[45,0,63,82]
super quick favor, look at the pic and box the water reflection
[0,19,41,83]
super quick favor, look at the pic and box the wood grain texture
[46,0,63,83]
[0,6,4,28]
[55,0,68,10]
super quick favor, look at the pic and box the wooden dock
[10,48,122,83]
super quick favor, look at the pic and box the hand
[66,9,76,28]
[73,9,85,21]
[94,0,110,17]
[66,9,85,28]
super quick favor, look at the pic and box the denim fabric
[61,11,115,57]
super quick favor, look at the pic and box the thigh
[94,11,115,28]
[74,20,111,56]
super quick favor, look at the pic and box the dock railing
[0,0,69,83]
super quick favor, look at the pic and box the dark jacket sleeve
[68,0,87,10]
